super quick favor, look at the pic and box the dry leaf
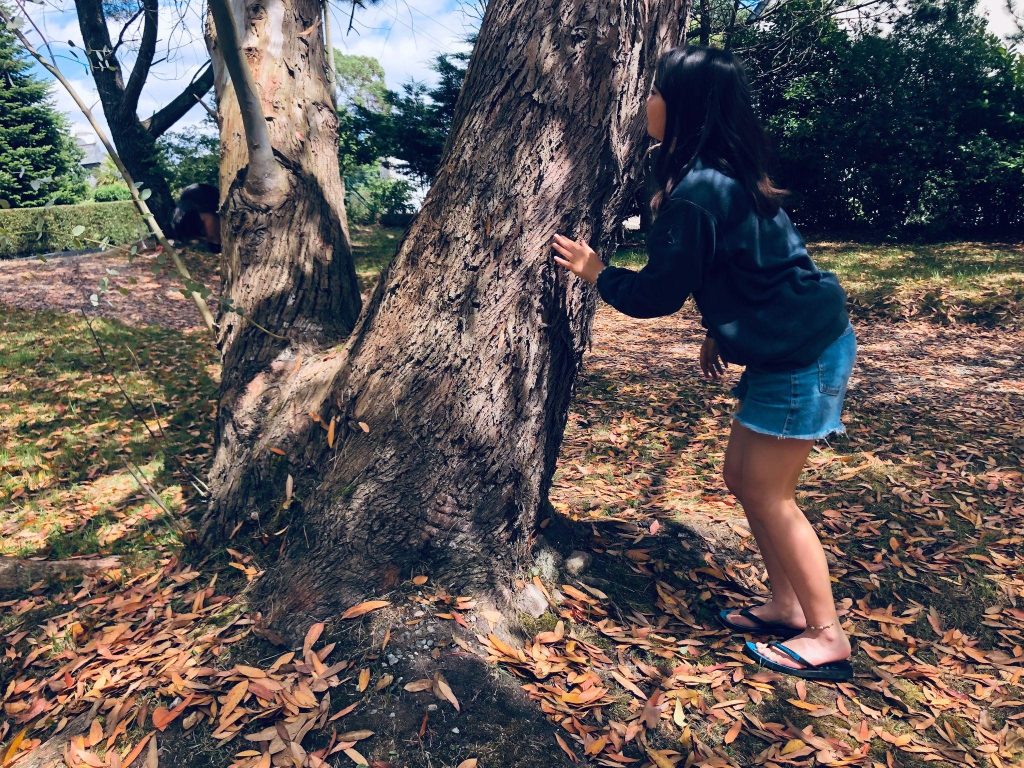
[341,600,390,619]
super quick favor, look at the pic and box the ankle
[801,619,845,641]
[765,596,801,611]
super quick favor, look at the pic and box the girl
[550,45,856,682]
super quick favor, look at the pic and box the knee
[723,466,744,501]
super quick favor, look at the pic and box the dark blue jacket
[595,157,849,371]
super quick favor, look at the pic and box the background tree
[156,116,220,193]
[334,53,390,177]
[745,0,1024,235]
[351,50,471,185]
[0,17,87,208]
[73,0,216,228]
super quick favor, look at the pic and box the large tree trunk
[202,0,690,638]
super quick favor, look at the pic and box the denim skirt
[730,324,856,440]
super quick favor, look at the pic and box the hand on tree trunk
[550,233,605,285]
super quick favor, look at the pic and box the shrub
[0,201,148,259]
[92,183,133,202]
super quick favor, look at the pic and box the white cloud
[978,0,1021,39]
[22,0,477,144]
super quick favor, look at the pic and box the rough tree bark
[201,0,691,639]
[75,0,215,228]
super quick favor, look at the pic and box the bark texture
[202,0,690,636]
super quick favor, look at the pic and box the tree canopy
[0,17,87,208]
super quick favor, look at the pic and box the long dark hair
[649,46,788,218]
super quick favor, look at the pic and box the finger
[551,255,576,271]
[551,242,575,259]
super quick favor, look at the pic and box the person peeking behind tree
[171,182,221,253]
[550,45,857,683]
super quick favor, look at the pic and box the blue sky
[12,0,1021,145]
[16,0,479,142]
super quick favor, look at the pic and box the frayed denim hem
[732,415,848,442]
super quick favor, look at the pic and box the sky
[10,0,1022,145]
[15,0,480,143]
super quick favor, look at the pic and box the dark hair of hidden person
[171,182,221,252]
[650,46,788,218]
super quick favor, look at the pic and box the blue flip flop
[717,607,803,639]
[743,640,853,681]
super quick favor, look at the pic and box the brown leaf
[341,600,390,619]
[336,730,374,741]
[433,673,460,711]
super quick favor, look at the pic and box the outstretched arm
[594,197,716,318]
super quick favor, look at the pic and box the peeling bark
[202,0,691,638]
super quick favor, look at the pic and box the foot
[752,623,851,669]
[724,600,806,632]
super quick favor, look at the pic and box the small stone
[427,704,438,711]
[451,727,460,734]
[564,550,592,576]
[413,610,425,617]
[513,583,549,618]
[387,654,399,665]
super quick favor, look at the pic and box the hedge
[0,200,149,259]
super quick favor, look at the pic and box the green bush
[91,183,133,202]
[344,163,414,225]
[0,201,148,259]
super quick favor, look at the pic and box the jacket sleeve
[595,197,716,319]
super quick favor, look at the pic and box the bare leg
[722,420,806,630]
[731,423,851,667]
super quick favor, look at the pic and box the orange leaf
[723,719,742,744]
[341,600,389,619]
[357,669,370,692]
[433,673,460,711]
[2,728,27,766]
[304,622,324,656]
[120,732,153,767]
[554,733,578,763]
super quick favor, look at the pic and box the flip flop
[743,640,853,681]
[717,607,803,639]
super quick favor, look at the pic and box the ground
[0,228,1022,768]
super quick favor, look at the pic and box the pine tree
[0,16,87,208]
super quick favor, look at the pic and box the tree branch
[123,0,160,115]
[75,0,130,119]
[143,62,216,137]
[207,0,285,196]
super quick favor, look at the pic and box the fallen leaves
[341,600,390,620]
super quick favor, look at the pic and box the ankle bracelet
[806,619,836,631]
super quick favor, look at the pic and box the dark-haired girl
[550,46,856,682]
